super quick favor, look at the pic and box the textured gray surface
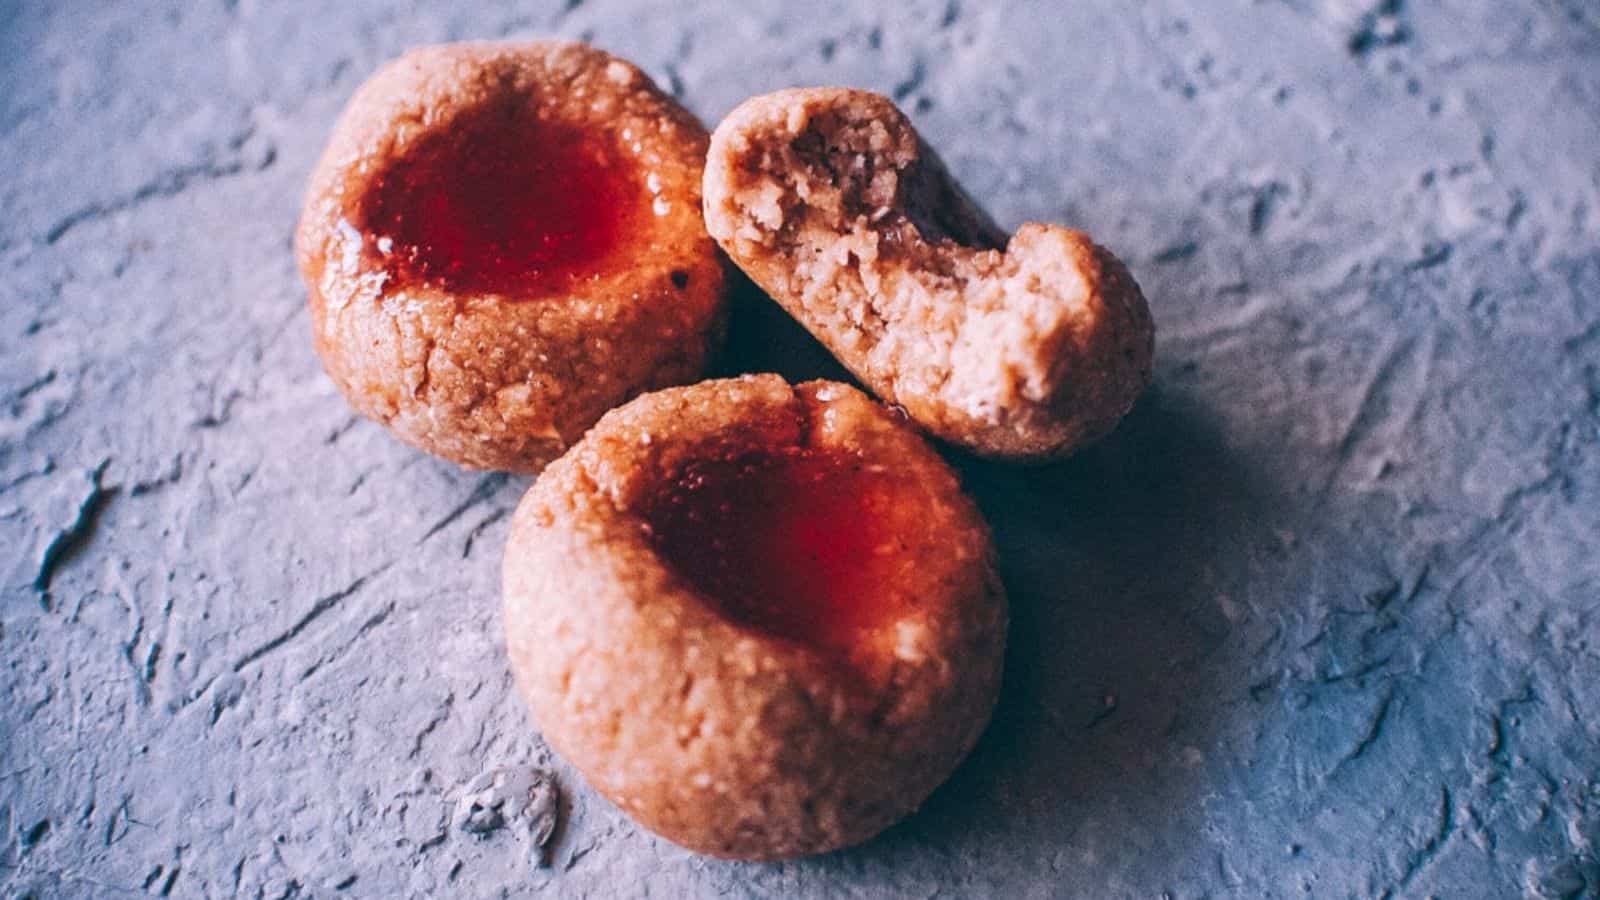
[2,0,1598,897]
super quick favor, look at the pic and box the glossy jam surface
[360,104,641,297]
[642,445,909,653]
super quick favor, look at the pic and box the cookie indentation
[295,41,728,473]
[642,445,905,653]
[361,109,641,297]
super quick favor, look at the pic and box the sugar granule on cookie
[703,87,1154,460]
[296,41,727,473]
[501,374,1007,860]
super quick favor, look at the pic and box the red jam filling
[642,445,908,653]
[359,104,641,297]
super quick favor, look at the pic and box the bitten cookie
[296,41,726,473]
[502,375,1006,859]
[703,88,1154,460]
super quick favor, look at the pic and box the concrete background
[3,0,1598,896]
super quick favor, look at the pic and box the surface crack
[233,562,395,672]
[1379,785,1454,899]
[419,473,510,545]
[34,460,115,603]
[1334,688,1397,774]
[45,159,247,245]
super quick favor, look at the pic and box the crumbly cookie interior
[706,89,1155,459]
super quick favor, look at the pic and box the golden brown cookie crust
[502,375,1007,859]
[703,87,1154,461]
[296,41,727,473]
